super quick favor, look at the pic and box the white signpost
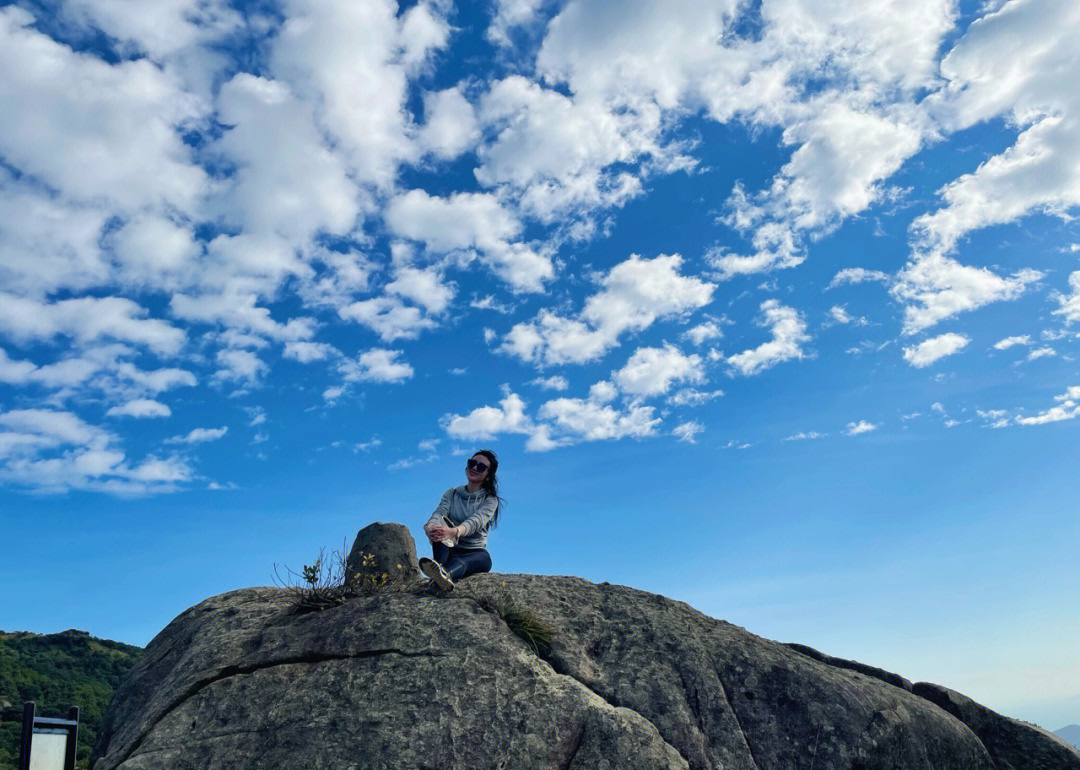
[18,703,79,770]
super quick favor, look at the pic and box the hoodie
[425,485,499,550]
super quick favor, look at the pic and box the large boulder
[913,682,1080,770]
[90,531,1079,770]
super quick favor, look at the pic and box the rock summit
[93,525,1080,770]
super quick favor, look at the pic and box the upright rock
[344,521,419,591]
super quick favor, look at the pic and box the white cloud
[727,300,810,376]
[487,0,545,46]
[902,332,970,368]
[531,375,569,391]
[667,388,724,407]
[0,7,208,215]
[502,254,715,365]
[214,349,268,385]
[994,335,1031,350]
[672,420,704,443]
[166,426,228,444]
[1053,271,1080,324]
[476,75,659,222]
[385,266,455,315]
[612,344,704,397]
[845,420,877,436]
[338,296,437,342]
[106,399,172,419]
[891,255,1041,335]
[1027,347,1056,361]
[916,0,1080,256]
[1016,386,1080,426]
[283,341,338,363]
[829,268,891,288]
[538,397,659,442]
[827,305,867,326]
[442,388,534,440]
[418,86,480,160]
[683,321,722,346]
[785,431,824,441]
[0,408,191,493]
[171,291,316,344]
[340,349,414,384]
[0,293,185,356]
[385,190,553,292]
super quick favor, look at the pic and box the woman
[419,449,501,591]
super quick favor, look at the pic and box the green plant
[274,544,392,613]
[274,546,351,612]
[479,597,554,657]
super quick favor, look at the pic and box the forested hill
[0,629,141,769]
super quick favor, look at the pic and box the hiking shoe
[419,557,454,592]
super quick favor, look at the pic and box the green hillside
[0,630,141,769]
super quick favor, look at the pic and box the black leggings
[432,542,492,580]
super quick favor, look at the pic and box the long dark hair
[473,449,503,527]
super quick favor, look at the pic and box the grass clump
[479,596,554,657]
[275,543,389,613]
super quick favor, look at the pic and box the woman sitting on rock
[419,449,501,591]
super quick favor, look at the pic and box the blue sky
[1,0,1078,731]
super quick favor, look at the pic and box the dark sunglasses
[466,459,490,473]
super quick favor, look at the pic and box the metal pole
[65,706,80,770]
[18,702,34,770]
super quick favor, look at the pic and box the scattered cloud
[106,399,171,419]
[612,344,704,397]
[902,333,970,368]
[726,300,810,376]
[672,420,704,443]
[845,420,878,436]
[501,254,714,366]
[994,335,1031,350]
[785,431,825,441]
[166,426,229,444]
[1015,386,1080,426]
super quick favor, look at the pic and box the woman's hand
[427,525,457,543]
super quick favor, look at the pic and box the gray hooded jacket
[425,485,498,550]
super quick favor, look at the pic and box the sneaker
[419,557,454,592]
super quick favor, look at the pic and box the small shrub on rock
[275,544,391,613]
[479,596,554,657]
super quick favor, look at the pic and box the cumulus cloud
[385,190,553,292]
[0,408,192,493]
[1016,386,1080,426]
[166,426,228,444]
[340,349,414,384]
[902,332,970,368]
[501,254,714,366]
[531,375,569,391]
[612,344,704,397]
[106,399,172,419]
[845,420,877,436]
[994,335,1031,350]
[1053,271,1080,324]
[726,300,810,376]
[829,268,891,288]
[683,321,722,346]
[891,255,1041,335]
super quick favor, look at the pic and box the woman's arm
[424,489,454,532]
[456,495,498,538]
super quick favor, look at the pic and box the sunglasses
[466,459,490,473]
